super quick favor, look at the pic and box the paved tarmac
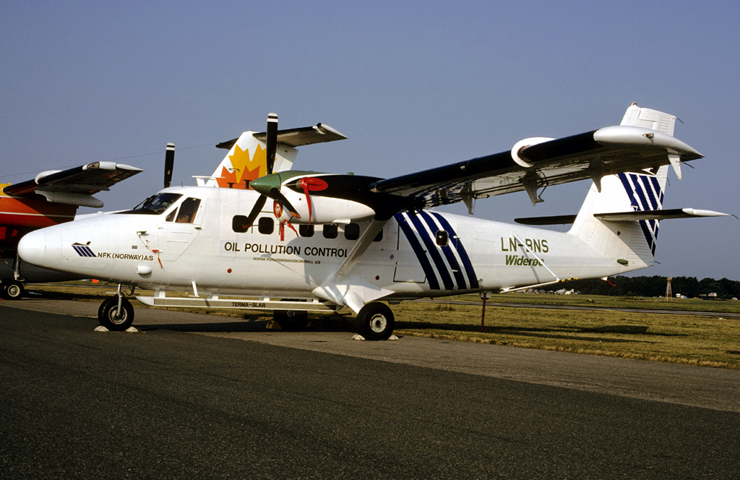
[2,299,739,478]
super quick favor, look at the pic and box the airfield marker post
[480,291,491,332]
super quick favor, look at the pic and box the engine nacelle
[274,190,376,225]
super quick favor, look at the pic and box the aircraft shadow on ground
[135,316,687,343]
[138,321,271,333]
[137,315,358,334]
[394,322,686,343]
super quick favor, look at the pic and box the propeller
[239,113,287,231]
[265,113,277,175]
[164,143,175,188]
[236,113,326,237]
[298,176,328,226]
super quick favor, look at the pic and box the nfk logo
[72,242,95,257]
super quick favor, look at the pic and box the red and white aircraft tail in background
[0,162,142,298]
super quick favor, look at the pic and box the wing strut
[312,218,393,313]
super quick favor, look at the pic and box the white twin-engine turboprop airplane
[18,105,726,339]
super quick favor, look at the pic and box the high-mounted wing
[369,105,701,213]
[251,104,703,221]
[201,120,348,190]
[2,161,143,208]
[215,123,347,150]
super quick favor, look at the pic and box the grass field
[23,282,740,370]
[394,295,740,370]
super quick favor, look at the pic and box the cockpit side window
[176,198,201,223]
[121,193,183,215]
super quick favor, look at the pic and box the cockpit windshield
[120,193,183,215]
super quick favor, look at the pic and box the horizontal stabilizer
[516,208,728,225]
[595,208,729,222]
[515,214,578,225]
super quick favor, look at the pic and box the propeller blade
[265,113,278,175]
[241,195,267,229]
[271,187,301,219]
[164,143,175,188]
[300,178,313,226]
[299,177,328,226]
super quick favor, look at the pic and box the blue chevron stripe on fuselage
[395,211,478,291]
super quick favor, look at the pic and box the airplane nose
[18,228,57,268]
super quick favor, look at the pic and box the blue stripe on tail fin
[617,172,666,255]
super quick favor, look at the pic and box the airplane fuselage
[18,186,641,303]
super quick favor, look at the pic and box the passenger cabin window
[299,224,314,237]
[232,215,249,233]
[258,217,274,235]
[373,229,383,242]
[344,223,360,240]
[176,198,201,223]
[435,230,449,247]
[323,224,338,239]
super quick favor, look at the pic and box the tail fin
[196,131,295,189]
[620,102,677,136]
[195,123,347,188]
[569,104,677,270]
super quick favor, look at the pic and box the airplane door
[158,197,204,261]
[393,219,426,283]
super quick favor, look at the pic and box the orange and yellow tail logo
[216,143,268,189]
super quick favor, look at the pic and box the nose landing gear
[97,285,135,331]
[0,281,25,300]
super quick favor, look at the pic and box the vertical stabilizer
[196,121,346,189]
[569,104,679,271]
[620,103,676,135]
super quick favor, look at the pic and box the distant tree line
[540,276,740,299]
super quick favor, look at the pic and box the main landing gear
[357,302,395,341]
[272,302,396,340]
[0,281,25,300]
[274,310,309,330]
[98,289,135,331]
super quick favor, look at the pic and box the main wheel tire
[4,282,25,300]
[357,302,395,340]
[274,310,309,331]
[98,296,135,331]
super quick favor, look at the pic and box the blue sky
[2,0,738,281]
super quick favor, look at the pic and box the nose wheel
[1,281,25,300]
[98,296,135,331]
